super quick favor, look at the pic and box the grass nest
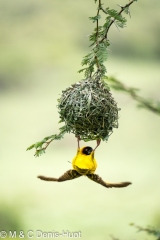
[58,76,120,142]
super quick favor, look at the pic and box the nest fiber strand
[58,77,120,142]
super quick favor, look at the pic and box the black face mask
[82,146,93,155]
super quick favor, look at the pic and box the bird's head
[82,146,93,155]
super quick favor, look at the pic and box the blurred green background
[0,0,160,239]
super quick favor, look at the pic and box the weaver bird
[38,138,131,188]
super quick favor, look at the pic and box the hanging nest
[58,76,120,142]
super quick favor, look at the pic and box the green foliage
[78,0,137,78]
[27,126,67,157]
[130,223,160,240]
[106,76,160,115]
[110,224,160,240]
[89,15,101,22]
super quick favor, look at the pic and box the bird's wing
[87,173,131,188]
[38,169,81,182]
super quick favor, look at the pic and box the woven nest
[58,77,120,141]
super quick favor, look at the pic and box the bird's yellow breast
[72,147,97,175]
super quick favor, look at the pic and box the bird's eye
[82,146,93,155]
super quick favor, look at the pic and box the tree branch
[107,76,160,115]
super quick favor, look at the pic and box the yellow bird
[38,138,131,188]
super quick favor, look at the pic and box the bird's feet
[77,136,81,149]
[94,139,101,151]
